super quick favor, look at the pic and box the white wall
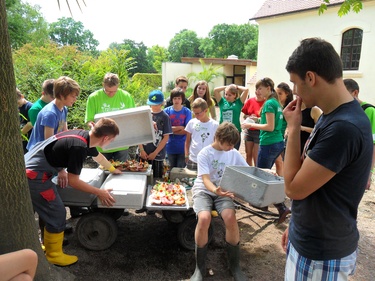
[256,1,375,104]
[162,62,192,93]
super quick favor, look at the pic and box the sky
[25,0,265,50]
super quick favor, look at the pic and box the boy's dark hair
[103,73,119,87]
[215,122,240,146]
[54,76,80,99]
[92,117,119,138]
[42,79,55,97]
[343,78,359,93]
[286,38,343,84]
[191,97,208,111]
[175,75,188,85]
[170,87,185,102]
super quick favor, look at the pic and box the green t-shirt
[85,88,135,153]
[259,98,284,145]
[361,101,375,144]
[218,97,243,132]
[28,99,48,126]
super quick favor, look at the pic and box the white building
[251,0,375,104]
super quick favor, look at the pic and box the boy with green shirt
[29,79,55,126]
[85,73,135,161]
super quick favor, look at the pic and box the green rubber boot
[190,244,207,281]
[226,242,248,281]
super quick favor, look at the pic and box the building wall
[255,1,375,104]
[162,62,192,92]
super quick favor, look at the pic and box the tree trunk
[0,1,73,280]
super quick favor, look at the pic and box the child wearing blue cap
[138,90,172,178]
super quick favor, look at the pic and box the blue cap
[147,90,164,105]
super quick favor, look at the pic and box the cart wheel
[97,208,124,220]
[162,210,186,224]
[177,215,213,251]
[76,213,118,251]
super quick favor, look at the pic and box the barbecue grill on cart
[55,107,287,251]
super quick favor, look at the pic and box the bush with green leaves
[13,43,162,128]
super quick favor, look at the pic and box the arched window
[341,28,363,70]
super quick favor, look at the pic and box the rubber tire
[177,215,213,251]
[97,208,124,220]
[76,213,118,251]
[162,210,186,224]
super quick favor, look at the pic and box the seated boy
[184,98,219,171]
[190,122,248,280]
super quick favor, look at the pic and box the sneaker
[123,208,130,216]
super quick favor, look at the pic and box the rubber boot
[190,244,208,281]
[274,203,291,224]
[226,242,248,281]
[44,229,78,266]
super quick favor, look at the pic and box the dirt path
[61,185,374,281]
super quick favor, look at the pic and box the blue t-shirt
[164,106,192,154]
[27,101,68,151]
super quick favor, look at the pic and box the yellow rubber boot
[44,229,78,266]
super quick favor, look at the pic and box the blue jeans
[257,141,284,169]
[167,153,185,168]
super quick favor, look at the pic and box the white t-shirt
[192,145,248,196]
[185,118,219,163]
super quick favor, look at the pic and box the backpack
[361,103,375,111]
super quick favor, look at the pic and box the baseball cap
[147,90,164,105]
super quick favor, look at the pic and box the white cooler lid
[94,106,156,149]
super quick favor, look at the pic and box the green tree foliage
[147,45,170,73]
[12,42,151,128]
[320,0,363,16]
[201,23,258,60]
[6,0,49,49]
[110,39,154,75]
[168,29,203,62]
[49,17,99,54]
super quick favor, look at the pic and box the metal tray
[145,184,190,211]
[104,164,152,176]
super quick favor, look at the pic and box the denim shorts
[193,191,235,215]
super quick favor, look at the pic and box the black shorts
[244,129,260,144]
